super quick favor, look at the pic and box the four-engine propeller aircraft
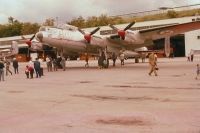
[32,19,200,67]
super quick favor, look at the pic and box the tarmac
[0,57,200,133]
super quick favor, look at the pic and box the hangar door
[153,34,185,57]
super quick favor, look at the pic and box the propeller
[21,34,35,47]
[109,21,136,40]
[78,27,100,43]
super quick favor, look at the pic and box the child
[28,66,34,79]
[195,64,200,80]
[25,65,29,78]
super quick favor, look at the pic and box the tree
[68,16,85,28]
[85,16,98,27]
[8,16,14,24]
[167,10,178,18]
[21,22,40,35]
[43,18,55,26]
[98,14,111,26]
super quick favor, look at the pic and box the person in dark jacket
[0,59,5,81]
[34,58,41,78]
[12,58,19,74]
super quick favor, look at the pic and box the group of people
[0,57,19,81]
[25,58,42,79]
[1,52,200,81]
[46,56,66,71]
[97,52,125,69]
[24,56,66,79]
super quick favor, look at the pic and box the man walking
[148,52,158,76]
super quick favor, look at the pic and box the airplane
[33,20,200,67]
[33,24,146,66]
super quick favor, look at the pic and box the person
[60,57,66,71]
[5,59,12,76]
[28,58,34,68]
[187,54,191,62]
[195,64,200,80]
[190,49,194,62]
[148,52,158,76]
[112,52,117,67]
[28,65,34,79]
[38,58,44,76]
[52,58,58,71]
[25,65,29,79]
[98,56,103,69]
[191,53,194,62]
[56,56,62,68]
[119,53,125,66]
[46,56,51,72]
[49,57,53,71]
[0,59,5,81]
[34,58,41,78]
[85,53,89,67]
[141,53,146,63]
[12,58,19,74]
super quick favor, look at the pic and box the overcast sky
[0,0,199,24]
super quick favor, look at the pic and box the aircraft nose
[36,32,43,42]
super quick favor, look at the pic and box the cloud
[0,0,199,24]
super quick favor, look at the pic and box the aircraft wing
[139,21,200,40]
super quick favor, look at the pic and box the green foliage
[43,18,55,26]
[68,8,199,28]
[167,10,178,18]
[68,14,126,28]
[0,17,40,38]
[21,22,40,35]
[68,16,85,28]
[85,16,98,27]
[0,21,22,37]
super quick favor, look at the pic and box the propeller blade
[108,24,119,31]
[124,21,135,31]
[78,28,86,35]
[30,34,35,41]
[90,27,100,35]
[21,36,26,40]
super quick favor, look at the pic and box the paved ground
[0,57,200,133]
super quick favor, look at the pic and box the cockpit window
[39,27,46,31]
